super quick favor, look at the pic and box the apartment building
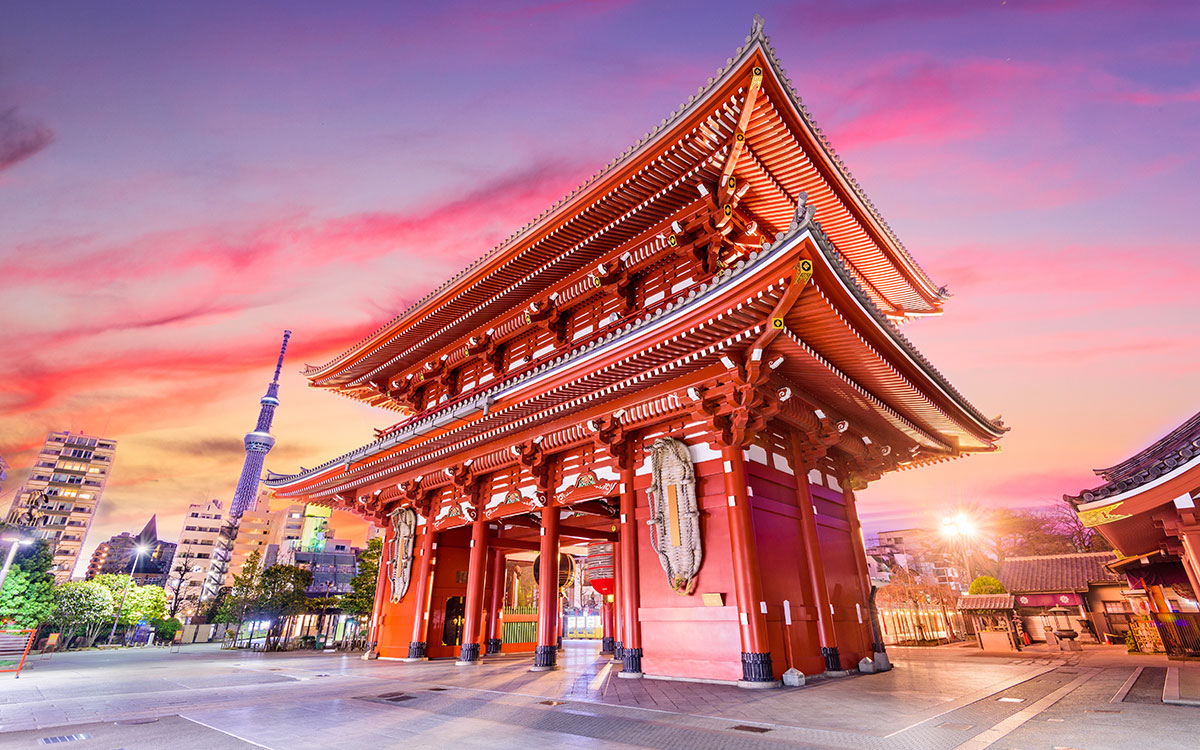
[86,515,176,586]
[223,490,305,585]
[5,431,117,582]
[162,498,225,616]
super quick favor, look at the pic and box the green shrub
[968,576,1006,595]
[151,617,182,642]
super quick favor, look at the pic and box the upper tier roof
[303,16,948,393]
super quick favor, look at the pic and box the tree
[13,538,55,587]
[342,537,380,617]
[252,564,312,651]
[987,503,1111,562]
[53,581,115,647]
[968,575,1007,595]
[0,568,55,628]
[165,549,203,619]
[126,585,167,626]
[91,574,168,629]
[151,617,182,642]
[216,550,262,645]
[0,537,55,628]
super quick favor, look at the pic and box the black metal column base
[821,646,842,672]
[407,641,427,660]
[485,638,503,655]
[600,636,615,654]
[557,634,563,651]
[620,647,643,676]
[740,651,774,682]
[457,642,481,664]
[612,641,624,663]
[530,644,557,671]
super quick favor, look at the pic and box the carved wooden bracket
[400,477,436,518]
[512,440,553,492]
[589,411,631,470]
[595,258,636,315]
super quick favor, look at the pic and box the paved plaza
[0,642,1196,749]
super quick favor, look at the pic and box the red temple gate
[267,16,1004,685]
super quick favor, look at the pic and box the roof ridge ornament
[749,14,766,42]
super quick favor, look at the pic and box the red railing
[0,629,36,678]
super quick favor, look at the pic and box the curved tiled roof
[304,14,946,384]
[1066,409,1200,505]
[957,594,1015,611]
[998,552,1121,593]
[267,215,1002,491]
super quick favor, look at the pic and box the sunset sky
[2,1,1198,576]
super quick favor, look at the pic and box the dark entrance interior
[442,596,465,646]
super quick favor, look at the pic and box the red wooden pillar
[617,460,643,677]
[485,549,506,654]
[842,483,880,655]
[557,595,564,650]
[458,519,489,664]
[791,443,842,673]
[404,525,437,661]
[721,446,776,685]
[611,540,624,663]
[366,525,390,658]
[600,598,615,654]
[531,504,560,671]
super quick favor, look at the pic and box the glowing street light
[108,543,151,644]
[0,535,34,593]
[941,512,977,585]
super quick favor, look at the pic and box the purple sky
[2,1,1198,574]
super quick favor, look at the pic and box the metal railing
[1152,612,1200,658]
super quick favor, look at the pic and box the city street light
[0,535,34,592]
[941,512,977,585]
[108,543,150,644]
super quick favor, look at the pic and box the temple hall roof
[1066,409,1200,505]
[997,552,1121,594]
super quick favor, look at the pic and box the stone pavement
[0,641,1196,749]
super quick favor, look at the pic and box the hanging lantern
[586,543,615,597]
[532,552,575,592]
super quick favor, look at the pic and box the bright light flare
[941,512,976,538]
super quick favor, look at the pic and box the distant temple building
[266,17,1004,684]
[201,331,291,599]
[1069,409,1200,621]
[86,515,176,587]
[5,430,118,582]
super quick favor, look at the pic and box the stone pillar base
[485,638,503,655]
[621,647,643,676]
[740,651,775,683]
[821,646,841,673]
[530,644,557,672]
[456,642,481,665]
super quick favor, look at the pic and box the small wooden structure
[957,594,1021,652]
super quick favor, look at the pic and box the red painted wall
[637,455,743,682]
[746,458,828,677]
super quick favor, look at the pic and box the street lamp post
[109,544,149,644]
[0,536,34,592]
